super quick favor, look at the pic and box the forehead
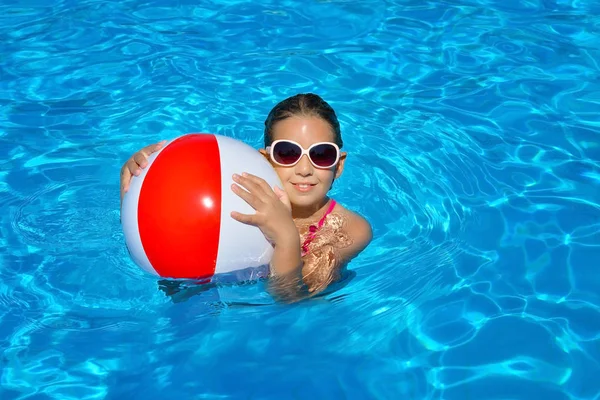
[271,115,335,147]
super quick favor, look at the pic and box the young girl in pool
[120,93,372,302]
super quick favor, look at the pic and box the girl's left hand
[230,172,297,246]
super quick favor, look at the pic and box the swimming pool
[1,0,599,398]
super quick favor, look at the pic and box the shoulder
[332,203,373,250]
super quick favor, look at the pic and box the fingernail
[242,172,248,177]
[232,173,239,180]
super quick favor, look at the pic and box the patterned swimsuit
[300,199,337,257]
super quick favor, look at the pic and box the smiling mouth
[292,183,316,187]
[291,183,317,191]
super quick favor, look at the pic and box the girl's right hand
[120,140,166,200]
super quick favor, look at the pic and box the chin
[290,196,317,207]
[291,193,329,210]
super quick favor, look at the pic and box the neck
[291,197,331,220]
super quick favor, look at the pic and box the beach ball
[120,133,282,280]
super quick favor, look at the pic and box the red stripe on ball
[137,133,221,279]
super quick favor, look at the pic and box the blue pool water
[1,0,600,398]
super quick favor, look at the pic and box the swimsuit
[300,199,337,257]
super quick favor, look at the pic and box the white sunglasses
[266,139,340,169]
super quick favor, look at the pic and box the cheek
[274,167,292,182]
[316,170,335,184]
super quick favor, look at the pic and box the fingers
[235,173,265,195]
[273,185,292,211]
[142,140,166,157]
[230,173,281,222]
[129,140,167,174]
[133,140,165,170]
[230,211,257,226]
[120,165,132,199]
[124,159,139,176]
[120,140,166,200]
[241,173,276,197]
[119,157,143,199]
[231,181,263,210]
[132,152,148,170]
[273,185,285,198]
[232,173,271,200]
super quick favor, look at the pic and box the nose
[294,154,314,177]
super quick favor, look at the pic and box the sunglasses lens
[273,141,302,165]
[309,144,338,167]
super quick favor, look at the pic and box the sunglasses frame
[266,139,341,169]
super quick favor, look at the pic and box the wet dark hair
[264,93,343,148]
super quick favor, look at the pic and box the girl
[120,93,372,302]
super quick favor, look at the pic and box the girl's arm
[229,173,373,302]
[269,231,303,277]
[302,211,372,294]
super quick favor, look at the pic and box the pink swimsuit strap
[301,199,337,256]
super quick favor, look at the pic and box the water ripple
[1,0,600,398]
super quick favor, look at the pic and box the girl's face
[260,115,346,212]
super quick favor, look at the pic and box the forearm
[266,235,309,303]
[267,242,341,303]
[269,235,302,277]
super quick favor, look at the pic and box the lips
[291,182,316,192]
[292,182,316,187]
